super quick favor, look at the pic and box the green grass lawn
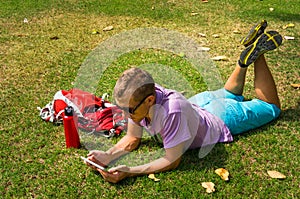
[1,0,299,198]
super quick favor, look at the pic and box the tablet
[80,156,107,171]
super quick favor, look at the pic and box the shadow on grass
[103,142,229,186]
[89,103,300,185]
[179,144,228,171]
[279,102,300,122]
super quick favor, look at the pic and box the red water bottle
[63,106,81,148]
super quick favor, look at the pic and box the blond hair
[113,68,155,102]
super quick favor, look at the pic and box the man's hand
[98,165,130,183]
[86,150,111,169]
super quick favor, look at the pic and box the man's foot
[240,20,268,47]
[238,30,282,67]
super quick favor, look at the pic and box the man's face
[116,94,153,123]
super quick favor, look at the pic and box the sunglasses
[116,93,153,114]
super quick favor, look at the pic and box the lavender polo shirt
[130,84,233,150]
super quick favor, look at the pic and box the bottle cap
[64,106,74,116]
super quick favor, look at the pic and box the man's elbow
[172,157,181,169]
[168,157,181,171]
[127,137,141,151]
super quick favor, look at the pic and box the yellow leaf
[291,83,300,88]
[201,182,215,193]
[92,30,99,34]
[148,174,160,182]
[283,23,295,29]
[215,168,230,181]
[178,52,185,57]
[267,170,286,179]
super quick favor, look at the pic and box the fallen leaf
[148,174,160,182]
[178,52,185,57]
[17,34,28,37]
[199,47,210,51]
[212,34,220,38]
[25,159,33,163]
[92,30,100,34]
[233,30,241,34]
[211,55,229,61]
[198,33,206,37]
[38,158,45,164]
[50,36,59,40]
[215,168,230,181]
[291,83,300,88]
[282,23,295,29]
[103,25,114,31]
[201,182,215,193]
[284,36,295,40]
[267,170,286,179]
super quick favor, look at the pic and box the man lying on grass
[84,20,282,183]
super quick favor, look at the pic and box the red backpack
[38,88,127,137]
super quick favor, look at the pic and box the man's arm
[106,122,142,160]
[99,141,185,183]
[127,141,184,175]
[87,121,142,166]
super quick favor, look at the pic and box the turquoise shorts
[188,88,281,135]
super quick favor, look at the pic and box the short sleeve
[161,112,192,149]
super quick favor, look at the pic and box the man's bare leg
[253,55,281,108]
[224,24,282,108]
[224,55,281,109]
[224,66,248,95]
[224,20,269,96]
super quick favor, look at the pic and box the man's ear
[147,95,156,106]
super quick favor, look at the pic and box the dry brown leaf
[103,25,114,31]
[148,174,160,182]
[291,83,300,88]
[38,158,45,164]
[201,182,215,193]
[267,170,286,179]
[50,36,59,40]
[215,168,230,181]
